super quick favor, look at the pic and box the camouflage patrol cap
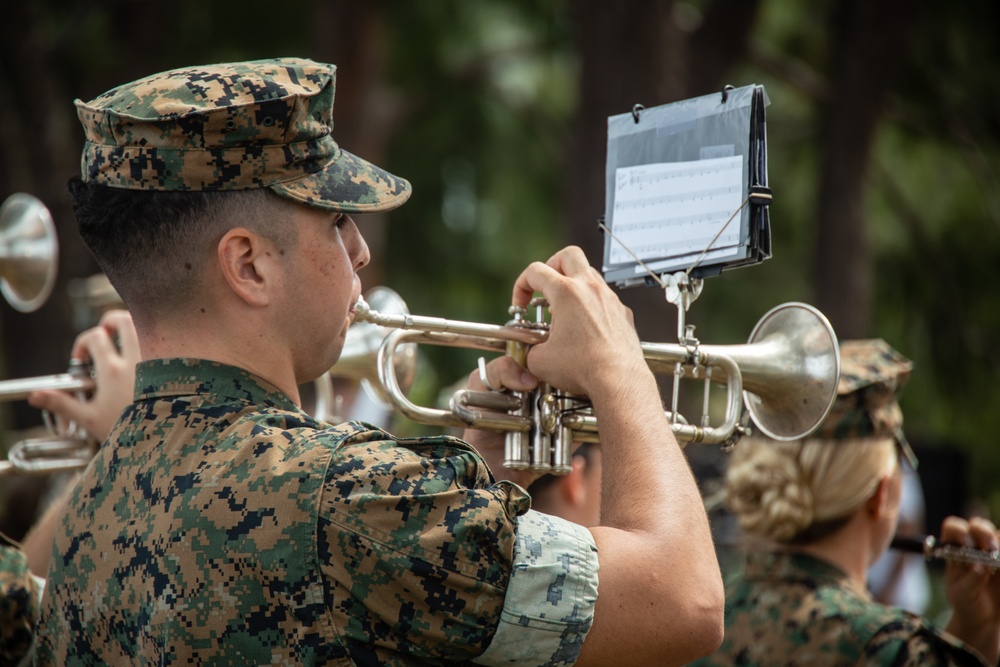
[816,339,918,468]
[74,57,411,213]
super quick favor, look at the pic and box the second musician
[691,339,1000,667]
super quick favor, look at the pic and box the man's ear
[217,228,276,307]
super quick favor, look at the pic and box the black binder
[601,84,772,288]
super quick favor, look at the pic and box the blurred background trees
[0,0,997,531]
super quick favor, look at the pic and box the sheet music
[610,156,743,265]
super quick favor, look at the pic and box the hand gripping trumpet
[353,286,841,475]
[0,358,96,476]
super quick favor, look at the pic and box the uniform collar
[134,358,301,412]
[743,549,851,588]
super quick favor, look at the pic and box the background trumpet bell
[0,193,58,312]
[310,286,418,422]
[338,286,417,407]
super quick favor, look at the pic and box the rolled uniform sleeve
[474,510,599,667]
[318,428,532,664]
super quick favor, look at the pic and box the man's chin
[297,349,344,384]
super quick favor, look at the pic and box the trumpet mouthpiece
[354,296,371,321]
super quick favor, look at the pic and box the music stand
[601,84,772,290]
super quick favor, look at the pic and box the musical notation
[609,156,744,266]
[614,159,738,192]
[615,186,740,212]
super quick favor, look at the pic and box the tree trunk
[814,0,922,338]
[566,0,685,342]
[0,2,92,430]
[311,3,406,290]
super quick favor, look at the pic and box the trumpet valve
[504,431,530,470]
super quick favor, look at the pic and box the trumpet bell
[738,302,840,441]
[0,193,58,312]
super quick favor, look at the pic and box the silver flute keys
[893,535,1000,571]
[923,535,1000,570]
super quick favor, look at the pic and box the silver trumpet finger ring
[478,357,500,392]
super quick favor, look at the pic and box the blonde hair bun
[726,443,814,542]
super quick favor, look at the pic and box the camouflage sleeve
[474,509,599,667]
[0,542,41,665]
[319,430,531,663]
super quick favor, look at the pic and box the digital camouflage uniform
[35,59,599,665]
[691,340,985,666]
[0,536,40,666]
[36,360,598,665]
[692,551,985,667]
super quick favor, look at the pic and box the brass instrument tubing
[0,372,93,401]
[701,367,712,427]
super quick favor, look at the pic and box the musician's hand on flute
[942,515,1000,665]
[27,310,139,443]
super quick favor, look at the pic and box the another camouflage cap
[816,339,917,468]
[75,57,411,213]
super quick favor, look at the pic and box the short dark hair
[68,178,296,317]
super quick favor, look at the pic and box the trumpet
[354,291,840,475]
[0,358,96,476]
[0,358,95,402]
[0,436,96,477]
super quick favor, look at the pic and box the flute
[891,535,1000,569]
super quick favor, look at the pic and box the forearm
[592,370,706,530]
[505,248,725,665]
[579,368,724,666]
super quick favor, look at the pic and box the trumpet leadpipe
[0,360,94,402]
[355,297,549,347]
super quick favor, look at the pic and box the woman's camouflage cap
[816,339,918,469]
[74,57,411,213]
